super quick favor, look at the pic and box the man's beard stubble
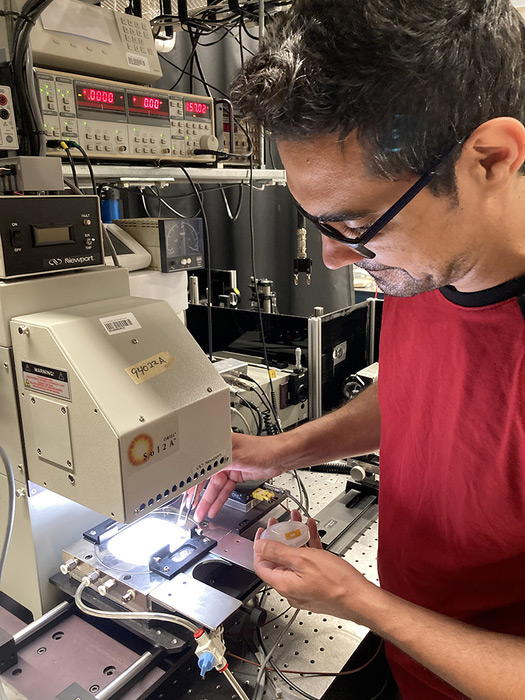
[354,254,473,297]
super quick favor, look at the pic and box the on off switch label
[22,361,70,399]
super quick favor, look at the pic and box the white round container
[260,521,310,548]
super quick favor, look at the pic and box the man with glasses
[195,2,525,698]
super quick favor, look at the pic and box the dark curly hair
[230,0,525,192]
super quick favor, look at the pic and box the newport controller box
[0,196,103,278]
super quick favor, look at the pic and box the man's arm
[254,540,525,700]
[358,586,525,700]
[271,381,381,471]
[195,382,381,522]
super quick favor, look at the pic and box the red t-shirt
[377,277,525,700]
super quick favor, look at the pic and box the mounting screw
[138,416,145,422]
[37,448,41,455]
[207,387,213,393]
[67,460,72,467]
[61,407,66,414]
[3,362,7,370]
[17,326,29,336]
[163,566,170,572]
[122,589,135,603]
[31,397,36,404]
[132,338,138,344]
[68,474,74,484]
[15,488,25,499]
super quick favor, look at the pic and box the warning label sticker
[22,362,71,400]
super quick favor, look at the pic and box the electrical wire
[63,177,82,195]
[231,406,252,435]
[187,26,211,98]
[160,53,230,99]
[70,142,97,194]
[246,155,281,417]
[174,165,213,361]
[60,143,81,191]
[0,445,15,586]
[237,395,263,435]
[141,191,156,218]
[238,372,281,431]
[256,628,388,700]
[253,609,299,700]
[147,185,201,218]
[220,184,244,221]
[270,485,312,520]
[11,0,55,155]
[293,469,309,514]
[227,639,384,676]
[103,225,121,268]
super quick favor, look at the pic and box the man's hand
[254,510,375,620]
[194,432,286,522]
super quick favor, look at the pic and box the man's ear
[464,117,525,184]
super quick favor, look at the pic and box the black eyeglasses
[295,143,462,259]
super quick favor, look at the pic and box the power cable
[174,165,213,361]
[0,446,15,586]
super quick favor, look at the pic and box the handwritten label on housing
[125,351,175,385]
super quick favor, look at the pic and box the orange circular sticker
[128,433,154,466]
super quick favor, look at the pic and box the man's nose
[321,236,366,269]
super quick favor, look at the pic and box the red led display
[127,93,169,119]
[84,88,114,104]
[185,101,209,116]
[76,83,125,114]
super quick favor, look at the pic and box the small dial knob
[199,134,219,150]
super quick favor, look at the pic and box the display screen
[127,93,169,119]
[185,100,210,119]
[32,225,72,245]
[76,84,126,114]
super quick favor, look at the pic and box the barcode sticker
[100,312,142,335]
[126,53,150,71]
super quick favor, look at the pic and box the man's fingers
[290,509,302,522]
[194,472,232,522]
[307,518,323,549]
[254,539,305,567]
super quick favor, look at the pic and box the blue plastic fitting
[197,651,215,677]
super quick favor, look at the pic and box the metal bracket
[149,532,217,580]
[0,628,17,673]
[54,682,93,700]
[83,518,123,545]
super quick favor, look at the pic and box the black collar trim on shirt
[440,275,525,308]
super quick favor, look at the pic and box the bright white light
[106,517,189,567]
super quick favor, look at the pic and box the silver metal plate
[210,531,255,571]
[151,573,241,630]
